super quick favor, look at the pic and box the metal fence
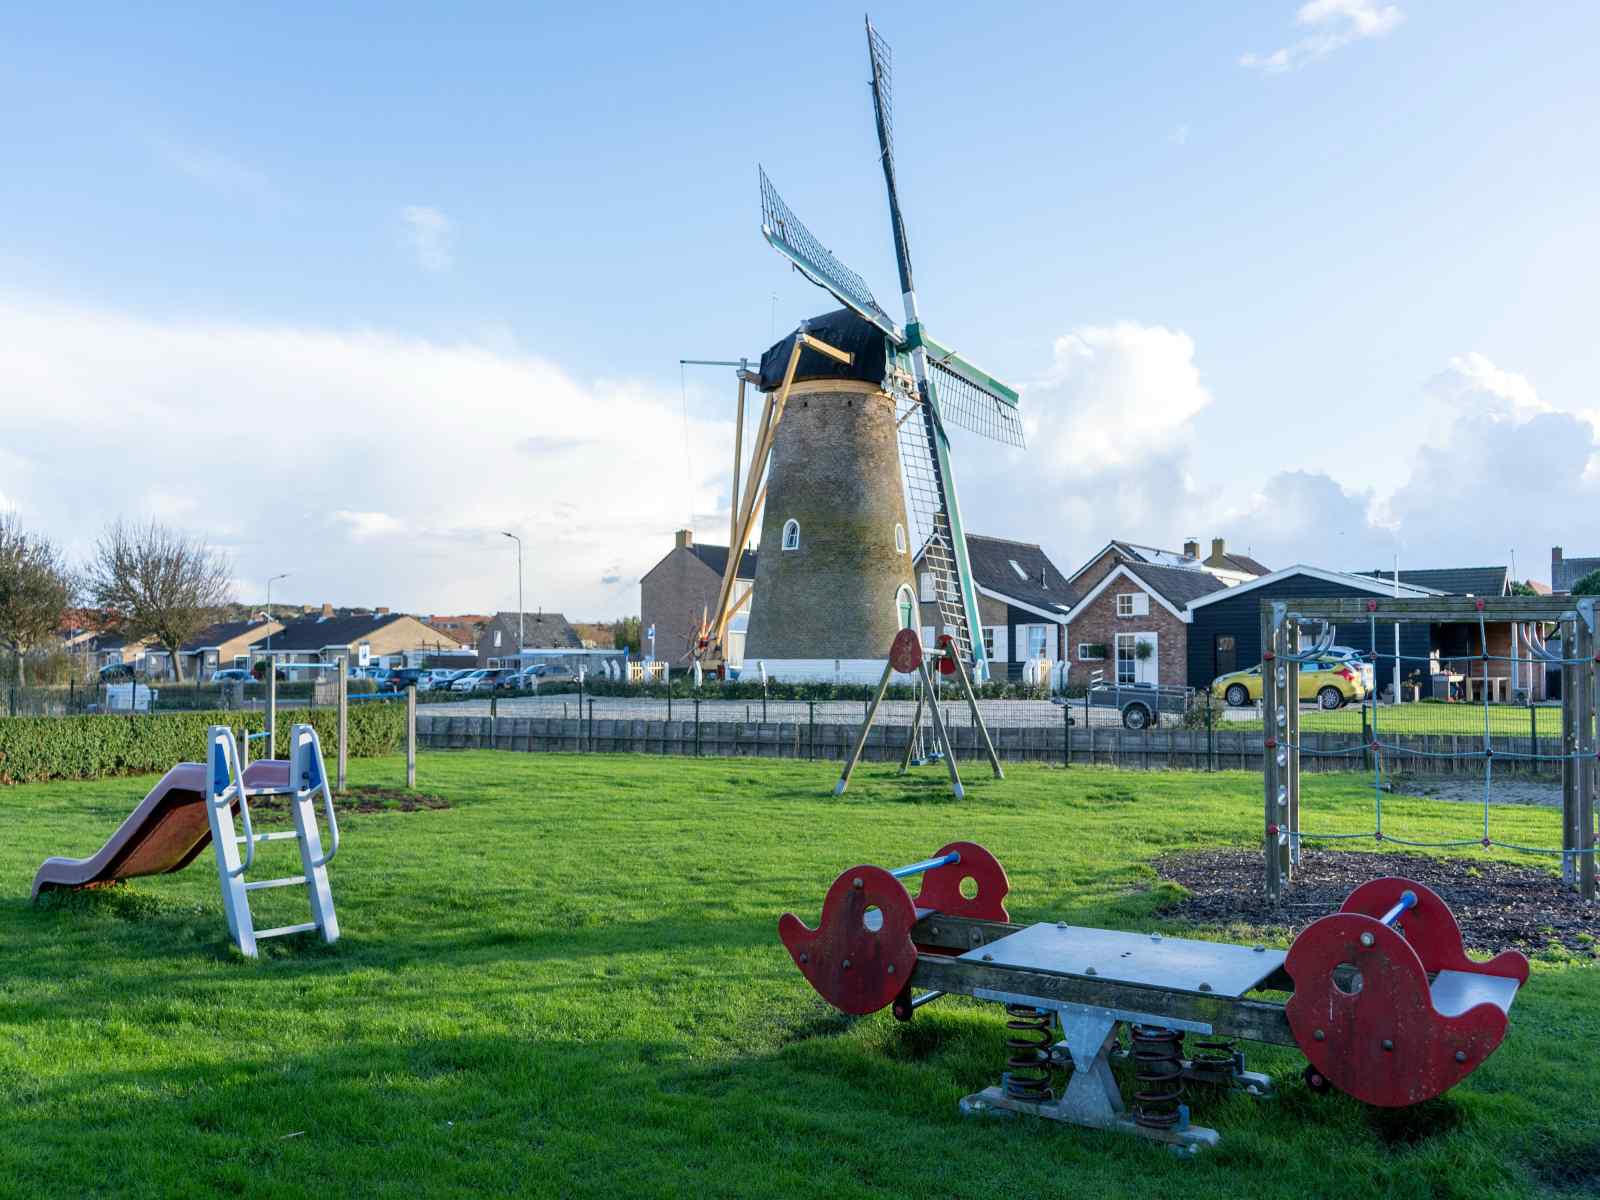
[0,679,389,716]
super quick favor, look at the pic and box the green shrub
[0,703,406,785]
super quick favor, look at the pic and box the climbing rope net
[1264,595,1598,901]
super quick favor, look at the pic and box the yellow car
[1212,657,1367,710]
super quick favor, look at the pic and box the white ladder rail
[205,724,341,957]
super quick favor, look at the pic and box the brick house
[254,607,467,671]
[914,534,1073,681]
[1552,547,1600,593]
[179,618,284,678]
[477,611,583,667]
[1063,561,1227,690]
[1068,537,1267,596]
[639,530,758,667]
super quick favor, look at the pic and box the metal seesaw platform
[779,843,1528,1152]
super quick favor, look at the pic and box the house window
[921,625,936,649]
[1116,592,1149,618]
[1078,642,1106,661]
[982,627,996,659]
[1024,625,1050,658]
[494,630,503,648]
[896,586,915,630]
[919,572,935,602]
[782,519,800,551]
[894,523,907,554]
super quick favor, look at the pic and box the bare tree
[0,513,77,686]
[86,520,233,682]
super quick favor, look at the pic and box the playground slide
[31,759,290,900]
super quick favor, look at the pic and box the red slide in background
[31,759,290,899]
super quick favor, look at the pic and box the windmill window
[894,523,907,554]
[896,586,916,630]
[1009,559,1028,581]
[782,520,800,551]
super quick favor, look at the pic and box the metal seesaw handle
[1378,890,1417,928]
[295,726,341,870]
[890,851,960,879]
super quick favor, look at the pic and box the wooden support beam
[946,642,1001,779]
[917,659,964,799]
[1274,596,1577,622]
[727,374,746,555]
[835,660,895,796]
[908,954,1296,1048]
[1263,603,1283,904]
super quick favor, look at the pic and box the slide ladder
[205,724,341,957]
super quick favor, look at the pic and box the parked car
[98,662,137,682]
[419,668,464,691]
[209,668,252,684]
[449,670,489,693]
[1212,656,1367,710]
[378,668,426,692]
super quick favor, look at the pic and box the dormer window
[782,519,800,551]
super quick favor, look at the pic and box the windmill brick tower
[742,311,917,678]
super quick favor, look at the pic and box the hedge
[0,703,407,785]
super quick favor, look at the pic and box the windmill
[746,17,1024,681]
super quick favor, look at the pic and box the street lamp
[265,573,289,656]
[501,532,524,660]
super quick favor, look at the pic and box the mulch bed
[249,785,451,816]
[1153,848,1598,956]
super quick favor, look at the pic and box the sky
[1,1,1597,618]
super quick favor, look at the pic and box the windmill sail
[759,168,903,342]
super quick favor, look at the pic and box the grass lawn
[2,752,1596,1199]
[1227,700,1564,739]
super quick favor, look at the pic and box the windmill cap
[759,308,888,392]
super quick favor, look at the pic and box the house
[1552,547,1600,594]
[477,611,583,667]
[179,618,283,679]
[1352,566,1550,700]
[639,530,758,667]
[1063,561,1228,690]
[1199,537,1271,585]
[254,606,468,671]
[915,534,1074,681]
[1184,566,1440,694]
[425,614,491,645]
[1068,536,1268,595]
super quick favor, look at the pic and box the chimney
[375,607,389,616]
[320,602,334,620]
[1183,539,1199,559]
[1553,546,1563,590]
[1210,537,1226,562]
[675,529,692,549]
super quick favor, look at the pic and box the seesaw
[779,843,1528,1151]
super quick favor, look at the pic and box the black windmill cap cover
[759,308,888,392]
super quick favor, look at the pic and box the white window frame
[919,572,935,603]
[894,523,907,554]
[1077,642,1106,662]
[1115,632,1158,686]
[981,627,996,660]
[1023,624,1050,659]
[494,629,503,647]
[782,519,800,551]
[1116,592,1149,618]
[895,585,916,630]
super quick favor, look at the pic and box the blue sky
[2,2,1597,614]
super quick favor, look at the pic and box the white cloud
[1026,323,1212,471]
[335,510,407,540]
[0,295,730,614]
[152,137,276,204]
[1241,0,1404,73]
[400,206,454,272]
[1169,123,1191,146]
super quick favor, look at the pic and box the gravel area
[1153,848,1597,955]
